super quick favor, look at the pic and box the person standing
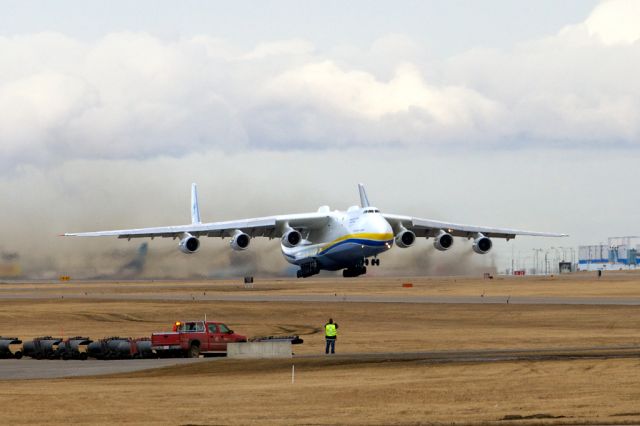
[324,318,338,354]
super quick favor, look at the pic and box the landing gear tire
[188,343,200,358]
[297,259,320,278]
[343,266,367,278]
[364,258,369,266]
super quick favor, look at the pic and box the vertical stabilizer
[191,183,201,224]
[358,183,370,208]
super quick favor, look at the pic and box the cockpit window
[363,209,380,214]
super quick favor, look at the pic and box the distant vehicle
[65,183,567,278]
[151,321,247,358]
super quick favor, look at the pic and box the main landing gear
[343,257,380,277]
[343,266,366,278]
[297,259,320,278]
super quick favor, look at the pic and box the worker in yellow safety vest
[324,318,339,354]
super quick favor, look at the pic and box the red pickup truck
[151,321,247,358]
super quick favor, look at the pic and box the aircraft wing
[383,214,567,240]
[64,213,331,240]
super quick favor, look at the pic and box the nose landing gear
[365,257,380,266]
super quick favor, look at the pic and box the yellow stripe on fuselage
[320,232,394,252]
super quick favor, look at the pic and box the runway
[0,358,208,380]
[2,292,640,305]
[3,345,640,380]
[300,345,640,364]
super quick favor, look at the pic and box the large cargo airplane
[65,184,566,278]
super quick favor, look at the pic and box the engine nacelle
[281,229,302,248]
[433,230,454,251]
[230,230,250,251]
[395,230,416,248]
[472,234,492,254]
[178,234,200,254]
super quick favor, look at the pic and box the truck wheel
[188,344,200,358]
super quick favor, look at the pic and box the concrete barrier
[227,341,292,359]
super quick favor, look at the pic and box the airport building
[578,236,639,271]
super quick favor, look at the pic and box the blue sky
[2,0,598,54]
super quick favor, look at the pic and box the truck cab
[152,321,247,357]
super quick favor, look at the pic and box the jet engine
[281,229,302,248]
[178,234,200,254]
[472,234,492,254]
[395,229,416,248]
[230,230,251,251]
[433,230,454,251]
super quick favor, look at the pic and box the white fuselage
[281,206,394,270]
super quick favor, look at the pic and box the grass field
[1,272,640,424]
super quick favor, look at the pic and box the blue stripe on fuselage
[318,238,391,256]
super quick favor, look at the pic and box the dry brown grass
[2,298,640,354]
[3,357,640,425]
[1,273,640,424]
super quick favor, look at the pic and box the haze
[0,0,638,278]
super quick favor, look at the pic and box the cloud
[240,39,314,60]
[0,0,638,170]
[584,0,640,45]
[265,61,501,124]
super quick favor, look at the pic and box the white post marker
[291,365,295,384]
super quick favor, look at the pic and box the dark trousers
[325,338,335,354]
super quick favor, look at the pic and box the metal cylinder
[56,337,92,360]
[0,337,23,359]
[22,337,61,359]
[134,339,154,358]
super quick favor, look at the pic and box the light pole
[532,249,544,275]
[544,251,549,275]
[550,247,563,273]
